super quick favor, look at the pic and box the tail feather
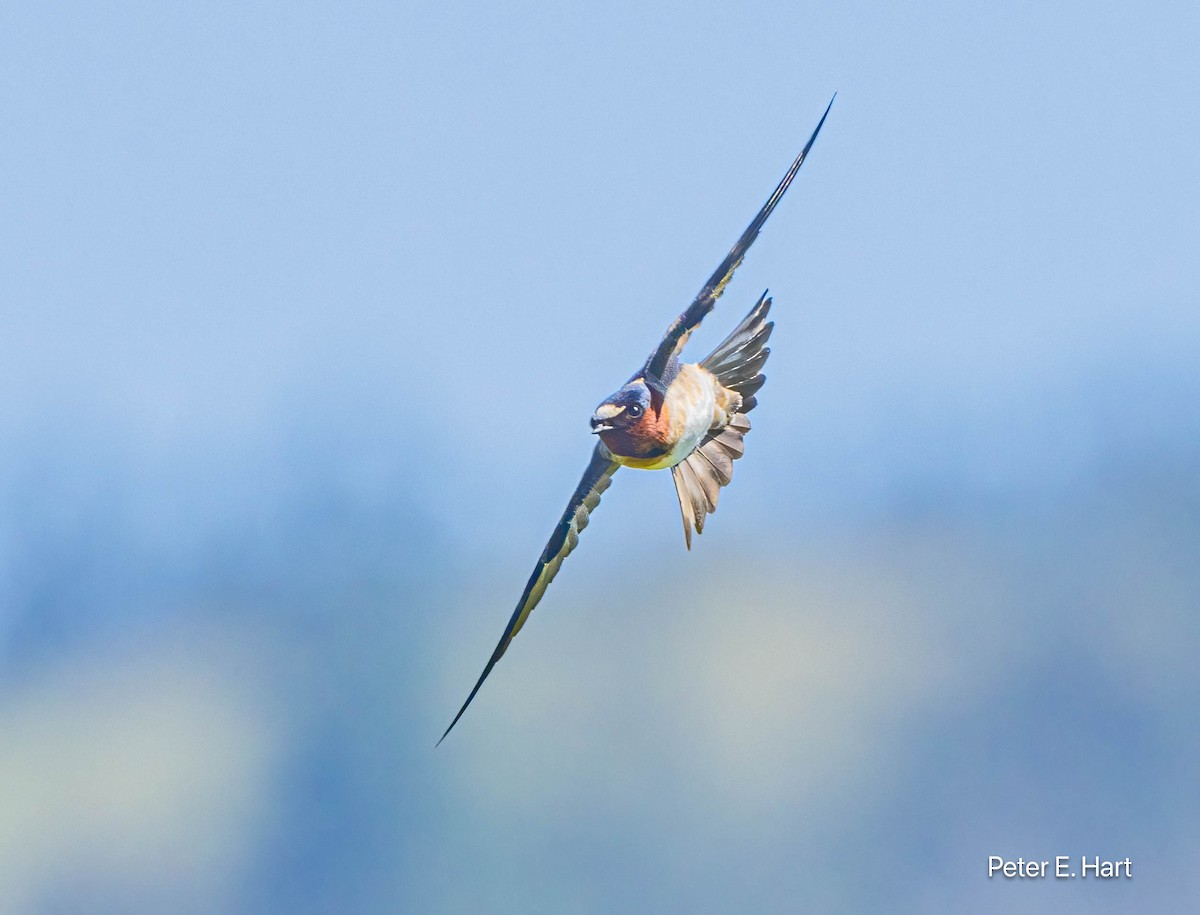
[700,291,773,411]
[720,348,770,386]
[708,292,772,359]
[703,322,773,376]
[669,413,752,548]
[670,297,774,549]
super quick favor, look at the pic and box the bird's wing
[642,95,834,385]
[438,444,620,744]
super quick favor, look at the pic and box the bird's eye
[628,404,643,418]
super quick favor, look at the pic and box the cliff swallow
[439,97,834,744]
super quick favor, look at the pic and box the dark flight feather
[642,95,834,384]
[437,445,620,745]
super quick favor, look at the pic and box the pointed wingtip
[435,710,462,747]
[805,94,836,152]
[436,650,504,747]
[435,715,459,746]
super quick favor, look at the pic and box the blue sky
[2,1,1198,912]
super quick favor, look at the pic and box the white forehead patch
[594,403,627,420]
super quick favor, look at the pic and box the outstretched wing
[642,95,834,385]
[437,444,620,744]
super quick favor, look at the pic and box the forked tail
[670,292,773,548]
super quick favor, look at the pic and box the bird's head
[590,379,653,434]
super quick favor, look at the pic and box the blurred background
[2,1,1198,912]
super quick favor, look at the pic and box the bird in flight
[439,97,834,744]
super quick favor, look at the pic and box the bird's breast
[602,364,720,470]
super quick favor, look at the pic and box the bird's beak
[590,403,624,433]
